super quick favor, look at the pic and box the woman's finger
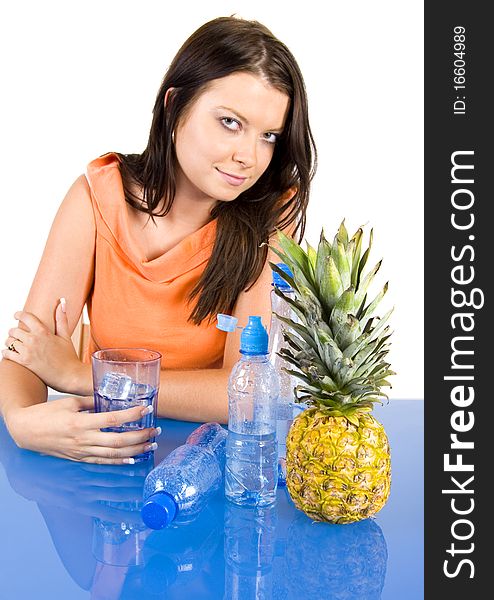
[79,440,158,464]
[1,347,21,362]
[2,338,24,361]
[68,397,159,465]
[86,426,160,449]
[7,328,30,344]
[55,298,71,339]
[13,310,47,333]
[85,403,154,430]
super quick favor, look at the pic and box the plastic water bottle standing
[269,262,298,487]
[217,315,279,507]
[141,422,227,529]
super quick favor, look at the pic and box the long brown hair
[117,16,317,324]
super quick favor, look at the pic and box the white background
[0,0,423,400]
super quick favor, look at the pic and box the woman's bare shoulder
[61,173,92,207]
[47,173,96,236]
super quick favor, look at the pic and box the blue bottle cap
[216,313,239,332]
[240,316,269,355]
[272,263,294,291]
[141,491,178,530]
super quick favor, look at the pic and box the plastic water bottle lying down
[141,422,228,529]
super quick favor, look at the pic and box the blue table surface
[0,399,423,600]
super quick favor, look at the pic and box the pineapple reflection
[284,512,388,600]
[224,502,278,600]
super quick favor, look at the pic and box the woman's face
[173,72,290,205]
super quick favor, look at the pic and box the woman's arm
[0,360,48,422]
[28,356,231,423]
[2,259,273,427]
[0,175,94,418]
[0,176,157,463]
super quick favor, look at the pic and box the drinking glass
[92,348,161,462]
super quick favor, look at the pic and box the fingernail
[60,297,67,313]
[123,458,135,464]
[145,442,158,452]
[141,405,154,416]
[155,426,162,436]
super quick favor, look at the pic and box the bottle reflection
[224,501,278,600]
[283,511,388,600]
[91,494,224,600]
[90,492,224,600]
[140,494,224,598]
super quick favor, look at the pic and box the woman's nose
[232,134,257,168]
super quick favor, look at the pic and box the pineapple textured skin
[286,408,391,523]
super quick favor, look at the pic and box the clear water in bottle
[141,422,227,529]
[225,426,277,507]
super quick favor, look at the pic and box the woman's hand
[5,395,160,464]
[2,299,89,395]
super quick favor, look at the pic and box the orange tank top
[83,152,227,369]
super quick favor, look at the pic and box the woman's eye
[220,117,278,144]
[263,132,278,144]
[220,117,241,131]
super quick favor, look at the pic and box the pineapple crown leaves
[269,221,395,413]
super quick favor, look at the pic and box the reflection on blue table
[283,514,388,599]
[0,400,423,599]
[224,502,278,599]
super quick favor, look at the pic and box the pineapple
[269,222,394,524]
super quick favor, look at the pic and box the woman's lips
[216,168,247,186]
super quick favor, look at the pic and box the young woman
[0,16,316,463]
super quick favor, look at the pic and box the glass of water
[91,348,162,462]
